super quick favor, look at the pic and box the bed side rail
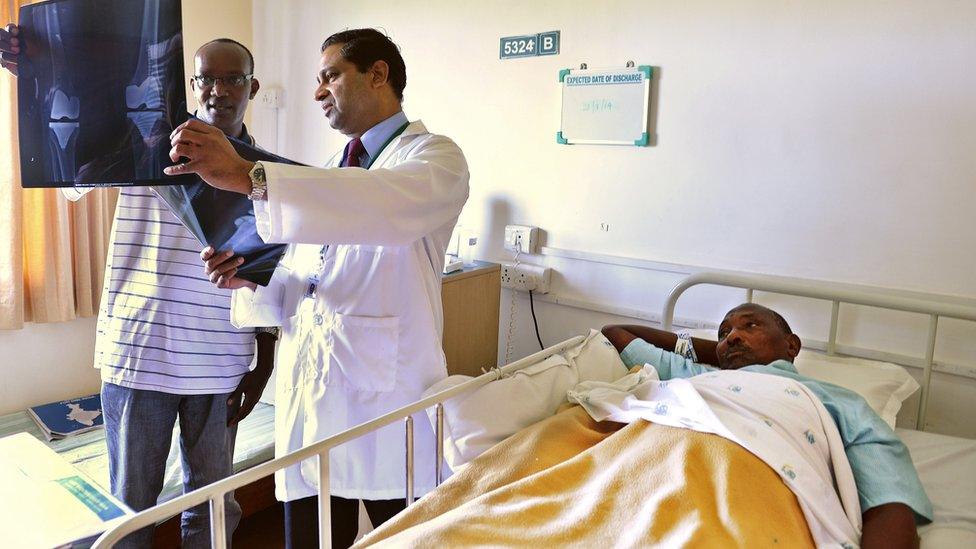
[92,335,585,549]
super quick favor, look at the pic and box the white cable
[503,240,522,365]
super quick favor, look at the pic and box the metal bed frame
[93,271,976,548]
[92,335,586,548]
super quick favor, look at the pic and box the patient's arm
[601,325,720,367]
[861,503,918,549]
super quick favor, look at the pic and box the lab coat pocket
[329,313,400,393]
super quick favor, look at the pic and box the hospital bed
[92,271,976,548]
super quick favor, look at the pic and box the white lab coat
[230,120,469,501]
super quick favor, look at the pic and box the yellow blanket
[357,405,814,548]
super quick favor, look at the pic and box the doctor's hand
[0,24,21,76]
[202,246,257,291]
[165,119,255,194]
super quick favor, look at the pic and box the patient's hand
[0,24,21,76]
[201,246,257,290]
[861,503,918,549]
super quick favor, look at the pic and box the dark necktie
[318,137,366,278]
[342,137,366,168]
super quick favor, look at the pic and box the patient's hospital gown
[620,339,934,523]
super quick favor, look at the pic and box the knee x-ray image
[17,0,195,187]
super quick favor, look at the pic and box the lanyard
[363,121,411,169]
[304,120,412,301]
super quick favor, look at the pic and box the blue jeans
[102,382,242,548]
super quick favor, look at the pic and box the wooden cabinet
[441,261,500,377]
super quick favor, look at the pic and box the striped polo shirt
[92,136,257,395]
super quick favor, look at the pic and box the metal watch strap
[256,326,280,339]
[248,161,267,201]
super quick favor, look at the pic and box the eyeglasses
[191,74,253,88]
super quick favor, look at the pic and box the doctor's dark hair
[321,28,407,101]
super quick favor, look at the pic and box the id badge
[304,244,329,300]
[304,275,319,300]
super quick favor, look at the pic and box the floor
[234,503,285,549]
[231,501,374,548]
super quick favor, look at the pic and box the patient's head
[716,304,801,369]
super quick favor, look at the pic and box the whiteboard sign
[558,65,652,146]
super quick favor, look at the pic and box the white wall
[0,0,253,416]
[252,0,976,293]
[251,0,976,437]
[0,318,101,415]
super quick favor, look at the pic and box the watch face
[252,165,266,182]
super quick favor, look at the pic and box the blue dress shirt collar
[358,110,409,166]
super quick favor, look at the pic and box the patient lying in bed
[357,304,931,548]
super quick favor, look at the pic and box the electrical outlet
[503,225,539,253]
[500,263,551,293]
[500,264,514,287]
[258,87,282,109]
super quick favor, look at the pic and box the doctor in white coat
[164,28,469,548]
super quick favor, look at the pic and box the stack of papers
[0,433,131,548]
[28,394,104,441]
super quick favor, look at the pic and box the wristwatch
[248,161,268,201]
[256,326,280,339]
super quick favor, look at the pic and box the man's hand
[201,246,257,290]
[226,332,276,426]
[861,503,919,549]
[0,24,21,76]
[164,119,254,194]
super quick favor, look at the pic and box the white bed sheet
[898,428,976,547]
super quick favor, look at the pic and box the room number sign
[500,31,560,59]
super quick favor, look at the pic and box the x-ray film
[17,0,195,187]
[150,137,304,287]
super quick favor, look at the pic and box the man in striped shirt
[41,38,271,547]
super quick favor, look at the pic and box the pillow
[681,328,918,428]
[423,330,628,469]
[792,350,919,429]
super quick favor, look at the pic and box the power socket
[258,87,282,109]
[500,263,551,293]
[503,225,538,253]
